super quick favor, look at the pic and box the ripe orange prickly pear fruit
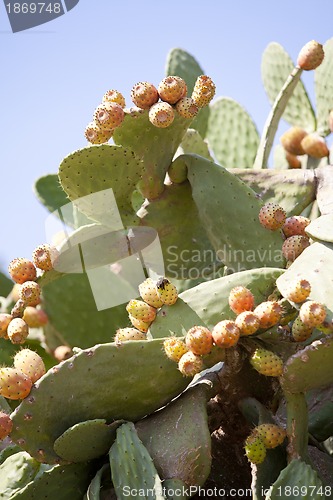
[282,216,310,238]
[32,244,59,272]
[185,326,213,355]
[191,75,216,108]
[0,367,33,399]
[244,434,266,464]
[254,301,283,329]
[255,424,286,448]
[228,286,255,315]
[300,132,329,158]
[282,235,310,261]
[0,411,13,439]
[8,258,36,284]
[85,121,113,144]
[138,278,164,308]
[7,318,29,344]
[23,307,48,328]
[156,277,178,306]
[292,316,313,342]
[94,102,125,131]
[149,102,175,128]
[53,345,73,361]
[175,97,199,119]
[299,301,326,328]
[19,281,41,307]
[128,314,151,333]
[163,337,188,362]
[0,314,12,338]
[284,279,311,303]
[285,151,301,169]
[158,76,187,104]
[114,328,146,343]
[280,127,307,155]
[250,348,283,377]
[131,81,159,109]
[103,89,126,108]
[235,311,260,336]
[13,349,46,383]
[297,40,324,70]
[259,202,286,231]
[212,320,240,348]
[126,300,156,322]
[178,351,203,377]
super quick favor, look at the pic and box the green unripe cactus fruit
[291,316,313,342]
[250,348,283,377]
[163,337,188,362]
[13,349,46,383]
[8,258,36,284]
[254,424,286,449]
[0,367,32,400]
[185,326,213,355]
[148,102,175,128]
[244,434,266,464]
[7,318,29,344]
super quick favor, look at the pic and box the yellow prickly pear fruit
[163,337,188,362]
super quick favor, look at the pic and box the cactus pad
[0,451,40,499]
[315,38,333,136]
[266,459,323,498]
[176,128,213,160]
[305,214,333,243]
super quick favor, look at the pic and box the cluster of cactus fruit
[0,38,333,498]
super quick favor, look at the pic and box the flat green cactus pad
[308,386,333,442]
[0,452,40,499]
[0,271,13,297]
[10,338,189,464]
[206,97,259,168]
[306,214,333,243]
[315,38,333,136]
[176,128,213,160]
[86,463,110,500]
[162,479,188,500]
[315,166,333,215]
[34,174,70,217]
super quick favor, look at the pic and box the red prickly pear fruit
[228,286,255,314]
[0,367,33,400]
[102,89,126,108]
[244,434,266,464]
[149,102,175,128]
[282,235,310,261]
[212,320,240,348]
[8,258,36,285]
[158,76,187,104]
[94,102,125,131]
[282,216,310,238]
[163,337,188,362]
[138,278,164,308]
[299,301,326,328]
[235,311,260,336]
[0,314,12,338]
[185,326,213,355]
[131,82,159,109]
[255,424,286,449]
[85,121,113,144]
[284,279,311,303]
[7,318,29,344]
[191,75,216,108]
[32,244,59,272]
[178,351,203,377]
[114,328,146,343]
[175,97,199,119]
[253,301,283,329]
[258,202,286,231]
[126,300,156,322]
[53,345,73,361]
[13,349,46,383]
[285,151,302,169]
[128,314,151,333]
[297,40,324,70]
[280,127,308,155]
[0,411,13,439]
[10,299,26,319]
[292,316,313,342]
[19,281,41,307]
[23,307,48,328]
[300,132,329,158]
[156,277,178,306]
[250,348,283,377]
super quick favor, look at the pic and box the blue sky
[1,0,332,271]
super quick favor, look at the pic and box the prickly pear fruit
[23,307,48,328]
[32,244,58,272]
[53,345,73,361]
[128,314,151,333]
[138,278,164,308]
[285,151,301,169]
[178,351,203,377]
[0,367,32,400]
[85,121,113,144]
[11,299,26,319]
[131,81,159,109]
[280,127,307,155]
[0,411,13,439]
[7,318,29,344]
[114,328,146,343]
[158,76,187,104]
[235,311,260,336]
[212,320,240,348]
[0,314,12,338]
[175,97,199,119]
[228,286,255,314]
[126,300,156,322]
[19,281,41,307]
[282,216,310,238]
[148,102,175,128]
[299,301,326,328]
[250,348,283,377]
[255,424,286,449]
[163,337,188,362]
[259,202,286,231]
[103,89,126,108]
[244,434,266,464]
[185,326,213,355]
[191,75,216,107]
[282,235,310,261]
[291,316,313,342]
[297,40,324,70]
[8,258,36,284]
[300,132,329,158]
[254,301,283,329]
[13,349,46,383]
[94,102,125,131]
[156,277,178,306]
[284,278,311,303]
